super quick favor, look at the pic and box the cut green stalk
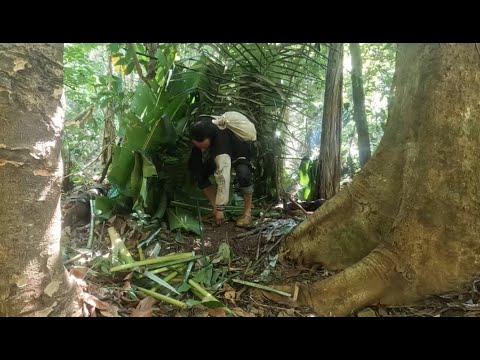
[110,252,194,272]
[190,288,204,300]
[108,227,134,264]
[188,279,221,304]
[232,279,292,297]
[163,271,179,283]
[188,279,234,315]
[87,199,95,249]
[170,277,184,284]
[149,263,185,275]
[147,256,201,271]
[137,287,187,309]
[137,245,145,261]
[188,279,210,297]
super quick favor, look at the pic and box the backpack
[211,111,257,142]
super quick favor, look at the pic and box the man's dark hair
[190,116,216,141]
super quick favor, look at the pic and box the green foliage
[296,157,319,201]
[63,43,135,185]
[65,43,395,234]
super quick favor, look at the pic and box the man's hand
[214,210,225,225]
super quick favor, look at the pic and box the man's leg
[234,162,254,227]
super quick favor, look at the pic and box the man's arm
[202,185,216,211]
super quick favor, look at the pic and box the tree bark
[102,48,115,166]
[0,43,81,316]
[349,43,371,167]
[282,43,480,316]
[315,43,343,200]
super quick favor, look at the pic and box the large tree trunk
[349,43,371,168]
[282,43,480,316]
[0,44,81,316]
[314,43,343,200]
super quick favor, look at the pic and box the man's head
[190,116,216,150]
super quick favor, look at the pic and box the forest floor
[61,198,480,318]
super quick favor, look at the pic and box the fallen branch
[136,287,187,309]
[87,199,96,249]
[289,196,309,216]
[265,234,286,254]
[233,224,269,239]
[255,233,262,261]
[257,201,277,223]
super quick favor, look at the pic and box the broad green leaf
[131,82,156,121]
[193,268,206,283]
[125,122,151,150]
[200,297,224,309]
[108,123,149,190]
[133,177,148,211]
[303,187,311,201]
[299,158,311,187]
[167,208,201,235]
[108,145,135,189]
[142,115,177,151]
[129,151,143,202]
[124,62,135,76]
[141,153,157,178]
[95,196,115,220]
[204,265,213,287]
[164,94,188,121]
[185,298,201,307]
[177,283,192,294]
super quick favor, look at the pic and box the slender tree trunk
[281,43,480,316]
[102,49,115,166]
[349,43,371,167]
[0,44,81,316]
[315,43,344,200]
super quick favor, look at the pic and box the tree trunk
[282,43,480,316]
[102,49,115,166]
[315,43,343,200]
[0,44,81,316]
[349,43,371,168]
